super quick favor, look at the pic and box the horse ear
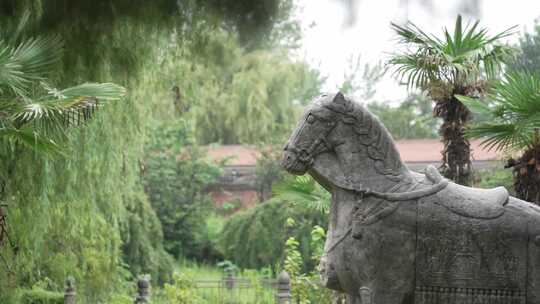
[333,92,346,104]
[330,92,352,112]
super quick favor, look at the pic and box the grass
[155,260,277,304]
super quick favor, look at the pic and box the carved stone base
[414,286,525,304]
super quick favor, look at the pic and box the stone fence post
[134,276,151,304]
[224,268,236,290]
[275,271,292,304]
[64,276,76,304]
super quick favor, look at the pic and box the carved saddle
[424,167,509,220]
[415,167,526,304]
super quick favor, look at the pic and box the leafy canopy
[389,15,516,94]
[458,71,540,152]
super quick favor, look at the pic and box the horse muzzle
[281,149,310,175]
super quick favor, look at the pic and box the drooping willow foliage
[0,23,173,301]
[0,1,322,303]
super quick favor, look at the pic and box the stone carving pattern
[414,286,525,304]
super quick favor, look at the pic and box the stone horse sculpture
[281,92,540,304]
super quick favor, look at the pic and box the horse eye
[307,115,316,124]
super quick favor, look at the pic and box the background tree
[143,119,222,260]
[187,41,324,144]
[338,55,385,102]
[254,145,286,202]
[389,15,515,185]
[510,20,540,75]
[367,93,438,139]
[459,71,540,204]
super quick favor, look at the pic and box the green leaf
[0,127,63,154]
[455,94,492,118]
[0,35,63,96]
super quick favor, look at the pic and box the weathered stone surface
[281,92,540,304]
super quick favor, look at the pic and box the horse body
[282,92,540,304]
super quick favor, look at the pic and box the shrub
[19,288,64,304]
[475,166,515,195]
[219,198,327,272]
[161,272,201,304]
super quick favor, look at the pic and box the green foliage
[459,71,540,152]
[389,15,516,94]
[220,175,330,273]
[255,145,286,201]
[0,1,318,303]
[187,37,323,144]
[282,226,332,304]
[218,200,242,214]
[161,272,201,304]
[121,192,174,284]
[0,31,125,153]
[151,266,276,304]
[216,260,238,273]
[274,175,334,303]
[0,14,178,304]
[367,93,438,139]
[2,0,297,51]
[283,237,303,276]
[273,175,331,215]
[309,225,326,263]
[143,119,222,260]
[338,55,385,101]
[510,20,540,75]
[475,166,514,193]
[219,198,327,272]
[18,288,64,304]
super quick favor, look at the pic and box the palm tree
[458,72,540,204]
[389,15,516,185]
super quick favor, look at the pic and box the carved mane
[322,94,407,179]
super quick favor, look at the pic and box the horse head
[282,92,406,193]
[281,92,355,188]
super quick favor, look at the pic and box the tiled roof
[205,139,500,166]
[395,139,499,163]
[206,145,260,166]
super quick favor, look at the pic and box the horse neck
[333,108,412,193]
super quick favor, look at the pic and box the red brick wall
[210,189,258,209]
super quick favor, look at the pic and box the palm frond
[0,35,63,96]
[466,71,540,152]
[273,175,330,214]
[1,82,126,153]
[389,15,517,91]
[13,83,126,126]
[455,94,493,118]
[52,82,126,100]
[0,127,61,154]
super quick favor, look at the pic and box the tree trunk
[435,95,473,186]
[510,144,540,204]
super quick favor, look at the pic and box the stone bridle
[283,111,338,169]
